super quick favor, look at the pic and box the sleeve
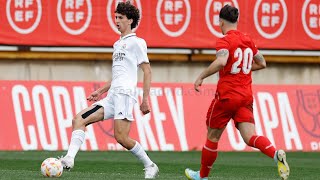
[215,38,229,52]
[135,39,149,65]
[251,39,259,56]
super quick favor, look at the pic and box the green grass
[0,151,318,179]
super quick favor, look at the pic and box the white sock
[66,130,85,158]
[130,141,153,168]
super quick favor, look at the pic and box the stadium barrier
[1,0,320,50]
[0,80,319,152]
[0,51,320,63]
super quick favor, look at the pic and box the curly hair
[115,1,140,29]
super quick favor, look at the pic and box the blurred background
[0,0,319,153]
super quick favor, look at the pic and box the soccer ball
[40,158,63,177]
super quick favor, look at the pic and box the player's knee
[207,133,222,142]
[72,115,85,129]
[209,137,220,142]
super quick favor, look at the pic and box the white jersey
[109,33,149,99]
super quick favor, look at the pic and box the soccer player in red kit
[185,5,289,180]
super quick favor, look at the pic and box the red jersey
[215,30,258,100]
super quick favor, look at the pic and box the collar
[120,33,136,40]
[226,30,239,35]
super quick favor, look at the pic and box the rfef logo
[302,0,320,40]
[6,0,42,34]
[254,0,287,39]
[156,0,191,37]
[57,0,92,35]
[205,0,239,38]
[106,0,142,34]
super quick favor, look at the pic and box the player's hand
[140,100,151,115]
[194,78,203,92]
[87,91,101,101]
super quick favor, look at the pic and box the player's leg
[60,105,104,169]
[201,127,224,177]
[233,100,276,157]
[185,127,225,180]
[236,105,289,179]
[238,122,276,158]
[238,122,290,179]
[113,94,158,179]
[114,119,158,179]
[185,98,231,180]
[235,102,276,158]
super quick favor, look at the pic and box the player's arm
[194,49,229,91]
[252,51,267,71]
[87,81,111,101]
[96,81,111,94]
[139,63,152,114]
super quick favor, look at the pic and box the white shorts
[93,93,136,121]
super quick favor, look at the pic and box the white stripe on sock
[253,136,260,147]
[265,144,273,150]
[204,145,217,152]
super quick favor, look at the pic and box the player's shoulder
[241,32,254,41]
[135,36,147,45]
[216,36,230,47]
[225,30,249,38]
[227,30,255,44]
[218,31,240,44]
[130,36,147,49]
[113,39,120,48]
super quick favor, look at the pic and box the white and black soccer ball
[40,158,63,177]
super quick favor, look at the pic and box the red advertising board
[0,0,319,50]
[0,80,319,152]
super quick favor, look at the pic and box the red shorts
[206,97,254,129]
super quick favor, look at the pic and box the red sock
[249,135,276,158]
[200,139,218,178]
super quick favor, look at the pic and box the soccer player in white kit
[59,2,159,179]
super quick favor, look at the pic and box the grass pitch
[0,151,318,179]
